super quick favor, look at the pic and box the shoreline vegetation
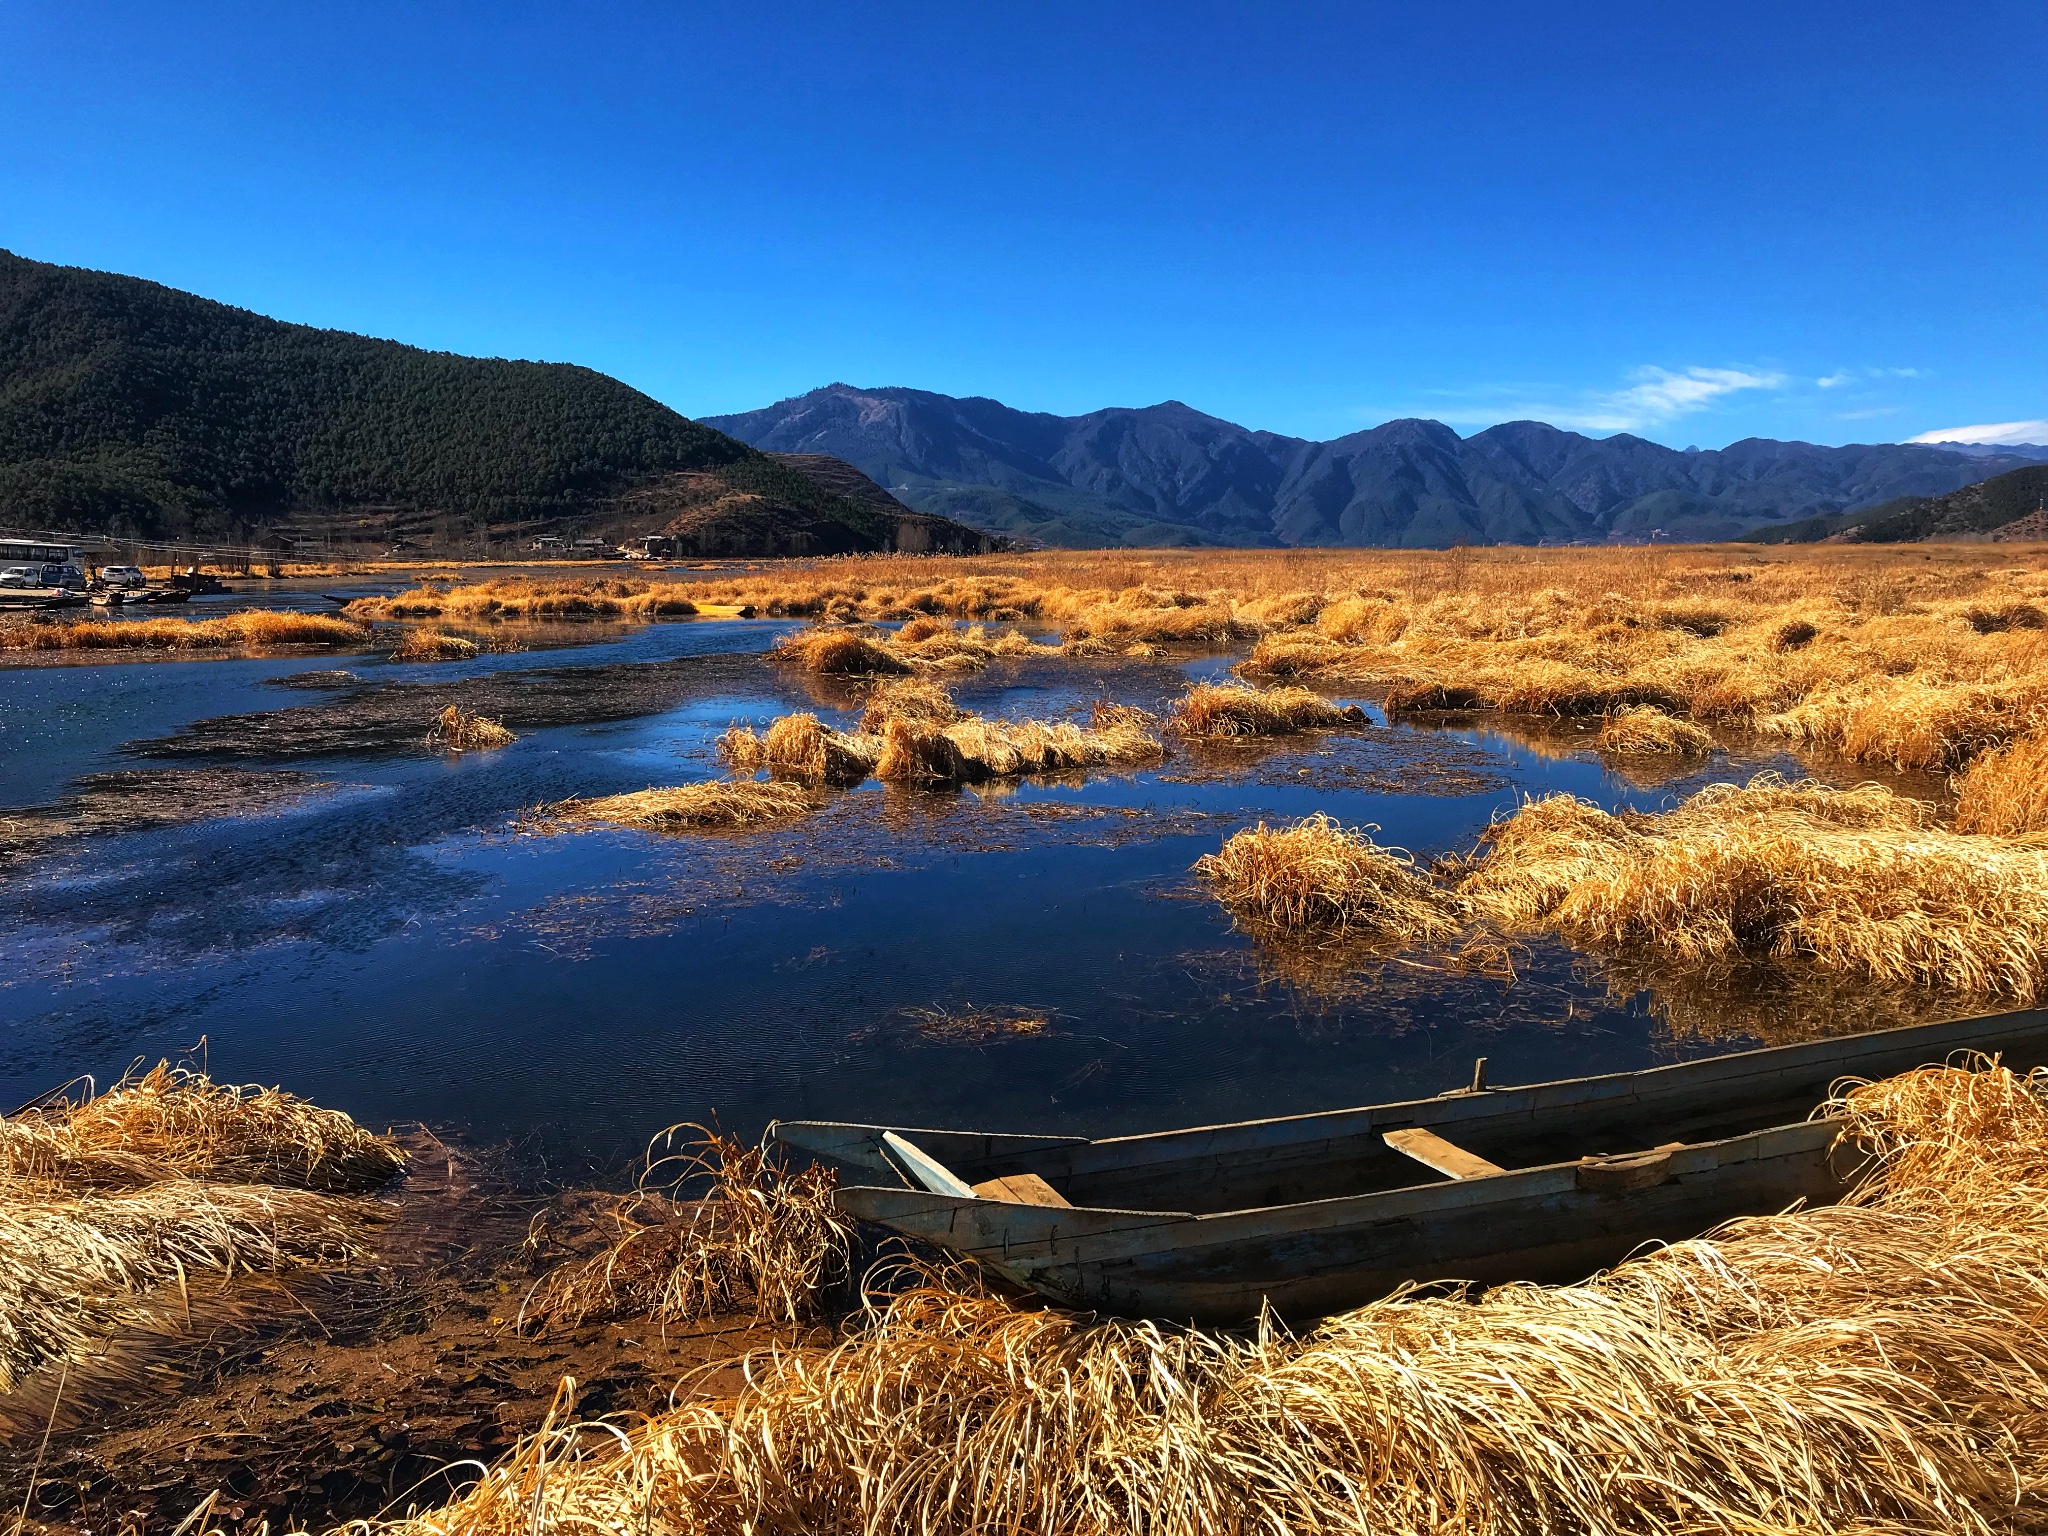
[23,1058,2048,1534]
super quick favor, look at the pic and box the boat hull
[786,1006,2048,1323]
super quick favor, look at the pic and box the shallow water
[0,622,1895,1176]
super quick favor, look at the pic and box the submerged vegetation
[360,1062,2048,1536]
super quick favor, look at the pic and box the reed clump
[872,708,1164,784]
[1954,729,2048,836]
[540,781,814,834]
[0,611,370,651]
[770,627,913,676]
[857,677,966,732]
[425,704,516,752]
[519,1128,854,1332]
[365,1061,2048,1536]
[346,577,699,621]
[1595,705,1713,756]
[718,713,885,786]
[1168,681,1367,737]
[1457,774,2048,996]
[0,1061,404,1192]
[1195,813,1466,943]
[388,628,479,662]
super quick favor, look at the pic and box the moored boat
[772,1006,2048,1322]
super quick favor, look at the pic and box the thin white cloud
[1546,366,1785,433]
[1817,372,1854,389]
[1907,419,2048,446]
[1836,406,1903,420]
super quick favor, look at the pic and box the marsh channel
[0,595,1942,1181]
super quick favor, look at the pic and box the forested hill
[0,250,989,554]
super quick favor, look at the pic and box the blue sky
[3,2,2041,447]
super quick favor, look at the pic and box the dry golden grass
[0,1065,398,1393]
[0,1061,403,1193]
[722,700,1161,788]
[540,781,814,834]
[1457,774,2048,996]
[856,677,965,733]
[518,1128,854,1332]
[0,1180,382,1393]
[360,1061,2048,1536]
[872,707,1164,784]
[1594,704,1714,756]
[425,704,516,753]
[1195,813,1466,944]
[770,627,912,676]
[0,611,370,652]
[1955,729,2048,835]
[1168,681,1367,737]
[346,576,700,621]
[388,628,479,662]
[718,712,884,786]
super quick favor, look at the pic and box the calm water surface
[0,619,1829,1176]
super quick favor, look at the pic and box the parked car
[42,563,88,589]
[99,565,148,588]
[0,565,41,588]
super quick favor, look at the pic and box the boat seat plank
[1383,1127,1505,1181]
[972,1173,1071,1207]
[882,1131,975,1198]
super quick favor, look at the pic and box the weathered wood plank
[1383,1127,1506,1180]
[973,1172,1071,1207]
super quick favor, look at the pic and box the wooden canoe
[771,1006,2048,1323]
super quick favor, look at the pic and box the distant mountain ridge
[708,384,2040,548]
[0,251,995,557]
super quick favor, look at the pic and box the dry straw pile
[539,781,814,834]
[389,629,481,662]
[358,1061,2048,1536]
[0,1064,400,1396]
[426,704,516,753]
[1459,775,2048,998]
[722,693,1163,789]
[0,611,370,652]
[1594,704,1713,756]
[1195,813,1464,945]
[1168,682,1367,738]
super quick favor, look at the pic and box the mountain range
[708,385,2046,548]
[0,251,995,557]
